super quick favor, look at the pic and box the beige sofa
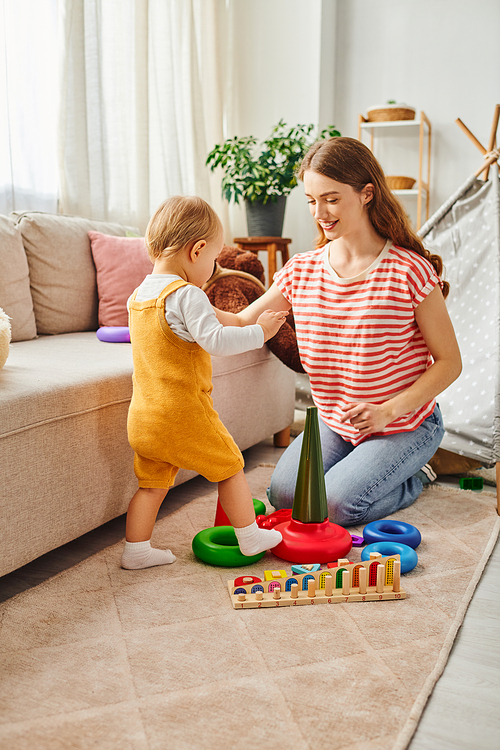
[0,211,295,578]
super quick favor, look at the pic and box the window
[0,0,59,213]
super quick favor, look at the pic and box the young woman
[224,137,461,526]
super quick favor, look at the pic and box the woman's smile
[318,219,339,232]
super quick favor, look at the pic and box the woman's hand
[340,287,462,438]
[257,309,288,341]
[340,402,394,435]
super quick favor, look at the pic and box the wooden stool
[233,237,292,287]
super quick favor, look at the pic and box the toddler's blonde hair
[145,195,222,261]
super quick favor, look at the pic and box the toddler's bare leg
[121,487,176,569]
[126,487,167,541]
[218,469,282,556]
[218,470,256,528]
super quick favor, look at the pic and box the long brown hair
[298,137,449,297]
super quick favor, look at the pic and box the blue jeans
[268,405,444,527]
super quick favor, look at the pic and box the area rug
[1,465,499,750]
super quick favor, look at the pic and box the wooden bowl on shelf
[386,176,416,190]
[367,104,416,122]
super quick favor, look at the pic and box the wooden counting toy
[228,553,406,609]
[233,575,262,586]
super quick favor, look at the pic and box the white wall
[228,0,336,269]
[334,0,500,218]
[229,0,500,265]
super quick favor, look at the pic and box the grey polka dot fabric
[421,175,500,465]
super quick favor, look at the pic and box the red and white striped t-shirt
[274,240,440,445]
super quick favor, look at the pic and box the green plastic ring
[252,498,267,516]
[192,526,265,567]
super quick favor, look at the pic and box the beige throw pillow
[15,212,139,335]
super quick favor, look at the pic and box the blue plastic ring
[361,541,418,573]
[363,519,421,549]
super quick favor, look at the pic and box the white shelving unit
[358,112,432,229]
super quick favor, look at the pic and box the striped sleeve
[274,249,320,304]
[393,247,440,308]
[274,256,295,304]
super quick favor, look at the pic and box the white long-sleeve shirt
[130,274,264,357]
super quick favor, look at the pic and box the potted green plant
[206,120,341,237]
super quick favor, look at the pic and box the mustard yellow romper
[127,279,244,488]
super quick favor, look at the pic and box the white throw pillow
[0,307,12,369]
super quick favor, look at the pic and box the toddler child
[121,195,286,569]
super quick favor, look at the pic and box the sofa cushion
[0,333,295,576]
[0,333,294,447]
[13,212,139,335]
[0,215,37,341]
[88,231,153,326]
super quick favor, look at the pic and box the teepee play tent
[417,108,500,510]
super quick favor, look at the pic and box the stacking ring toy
[192,526,265,567]
[363,519,421,549]
[256,508,292,529]
[96,326,130,343]
[361,541,418,574]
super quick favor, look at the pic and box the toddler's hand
[257,309,288,342]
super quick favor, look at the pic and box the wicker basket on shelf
[367,104,416,122]
[386,176,416,190]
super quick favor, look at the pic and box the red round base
[272,517,353,564]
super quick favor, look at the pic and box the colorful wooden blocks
[350,534,365,547]
[228,553,406,609]
[291,563,321,574]
[264,569,287,581]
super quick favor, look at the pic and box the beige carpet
[1,465,499,750]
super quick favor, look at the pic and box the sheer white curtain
[59,0,231,233]
[0,0,59,214]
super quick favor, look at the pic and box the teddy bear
[203,245,304,373]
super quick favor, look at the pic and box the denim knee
[267,467,296,510]
[326,489,365,527]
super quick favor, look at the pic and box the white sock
[121,540,176,570]
[234,521,282,556]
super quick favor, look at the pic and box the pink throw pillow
[89,231,153,326]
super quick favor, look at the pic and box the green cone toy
[272,406,352,563]
[292,405,328,523]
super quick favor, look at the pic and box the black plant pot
[245,195,287,237]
